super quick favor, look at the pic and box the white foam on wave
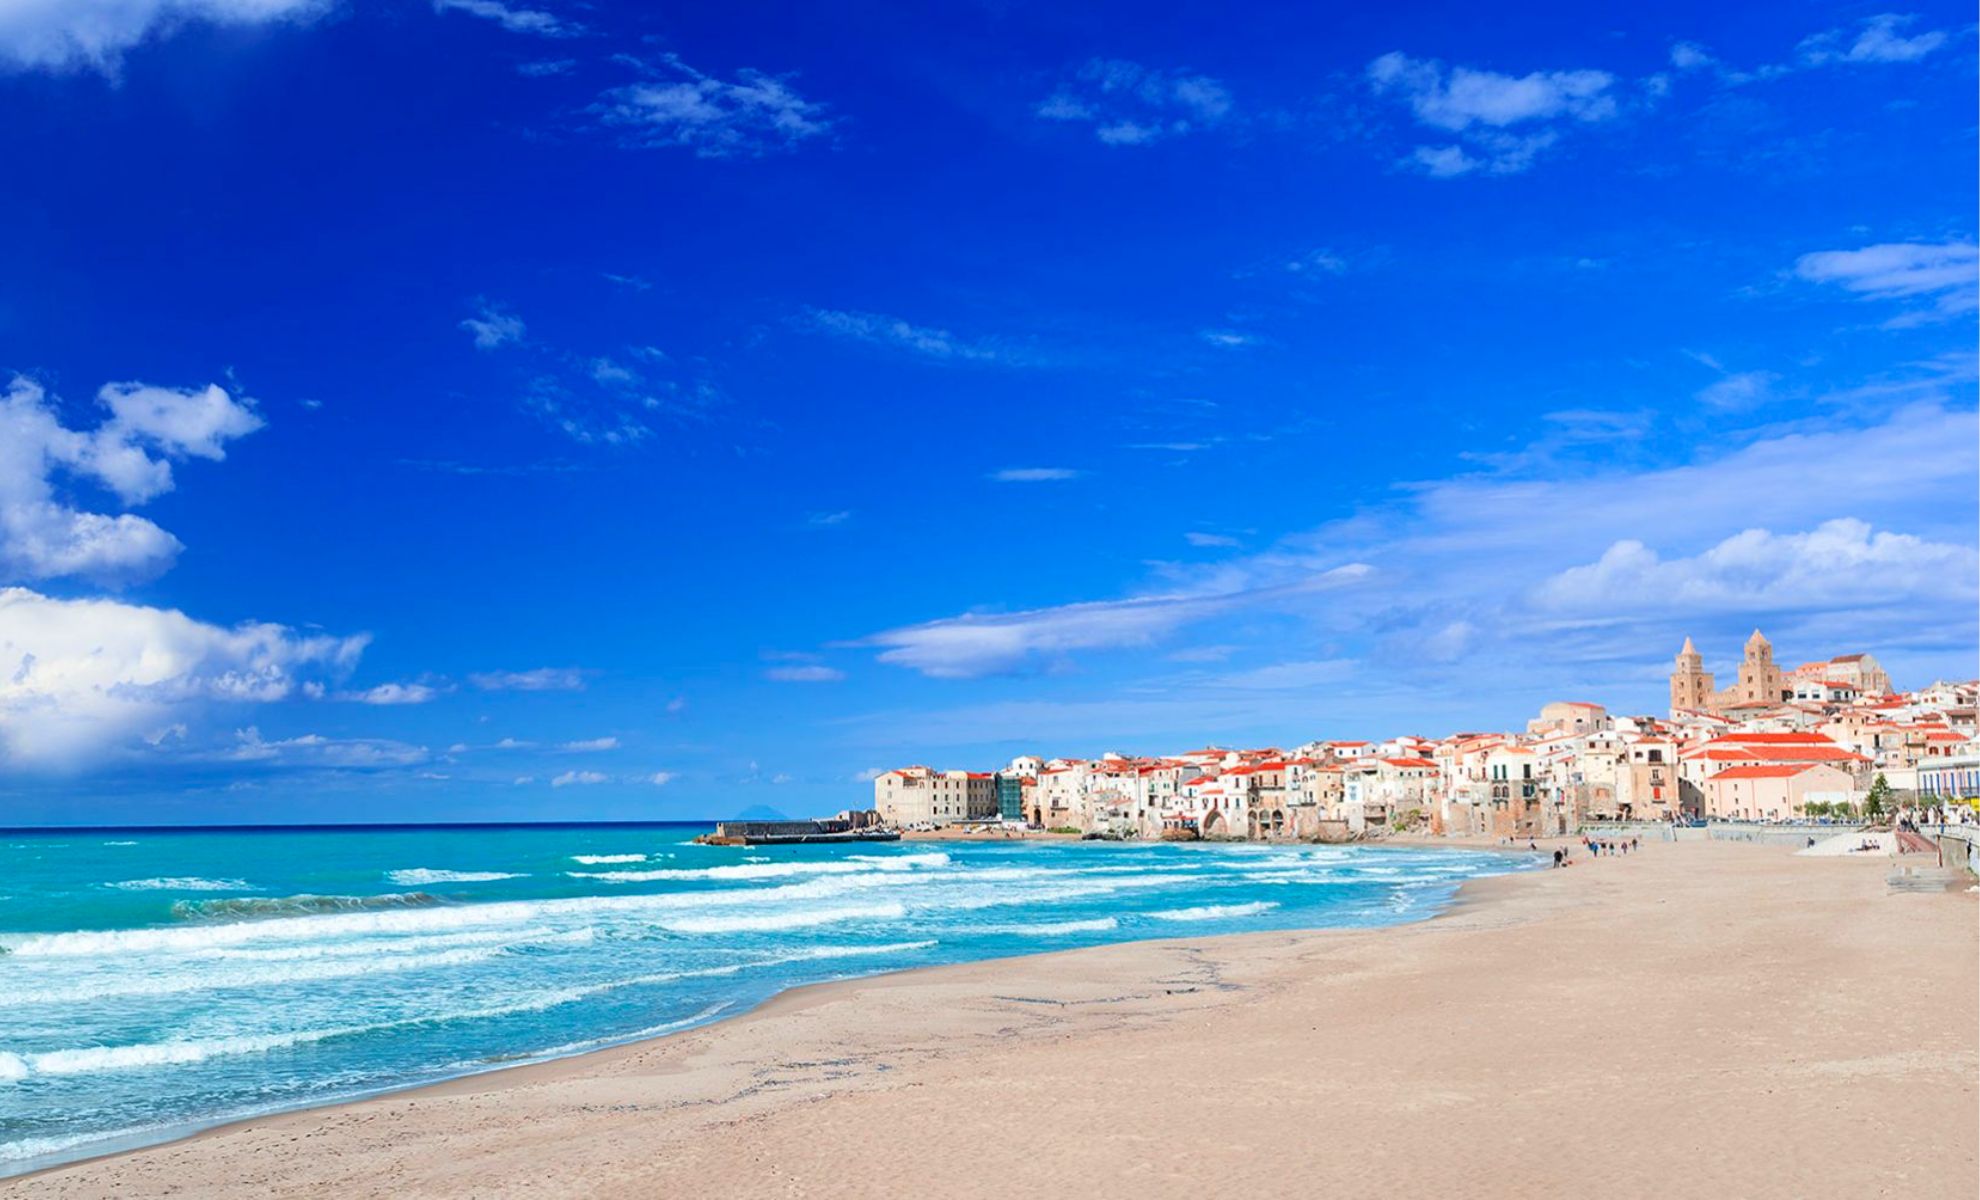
[938,871,1203,912]
[9,855,1178,962]
[204,927,555,961]
[0,1124,162,1164]
[981,918,1118,935]
[658,902,907,934]
[106,878,252,892]
[385,869,526,885]
[2,932,594,1007]
[570,854,647,865]
[1148,901,1280,922]
[570,851,950,884]
[0,941,941,1083]
[101,841,138,847]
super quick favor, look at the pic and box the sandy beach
[12,838,1975,1199]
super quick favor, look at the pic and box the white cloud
[558,736,618,751]
[468,667,586,691]
[852,766,885,782]
[1695,369,1778,410]
[1799,13,1947,66]
[987,467,1080,483]
[1368,52,1615,130]
[852,393,1976,729]
[1794,240,1977,326]
[595,55,831,158]
[1,375,263,584]
[1285,249,1348,276]
[645,770,674,786]
[1199,328,1263,348]
[765,664,845,683]
[1534,519,1974,619]
[460,301,525,350]
[1185,532,1241,548]
[341,682,444,705]
[432,0,578,38]
[857,565,1373,679]
[224,727,428,769]
[1367,52,1616,176]
[1669,42,1715,72]
[807,510,852,528]
[0,587,367,768]
[0,0,326,74]
[1036,58,1232,146]
[551,769,608,787]
[802,308,1016,365]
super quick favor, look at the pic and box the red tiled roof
[1708,764,1827,781]
[1708,732,1832,744]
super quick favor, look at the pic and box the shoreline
[7,840,1541,1182]
[11,838,1974,1197]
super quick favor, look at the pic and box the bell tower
[1736,629,1783,705]
[1670,636,1714,717]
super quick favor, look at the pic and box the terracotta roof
[1707,732,1833,745]
[1708,764,1829,781]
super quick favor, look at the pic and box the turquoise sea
[0,824,1535,1174]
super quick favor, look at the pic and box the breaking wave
[107,877,251,892]
[570,854,646,865]
[171,892,442,921]
[658,902,908,934]
[0,940,939,1083]
[569,852,950,884]
[981,918,1119,935]
[385,869,526,885]
[1148,901,1280,922]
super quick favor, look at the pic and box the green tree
[1864,773,1892,820]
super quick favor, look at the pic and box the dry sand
[11,838,1975,1199]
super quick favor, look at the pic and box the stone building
[1671,630,1889,719]
[872,766,998,826]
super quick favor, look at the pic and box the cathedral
[1670,630,1890,718]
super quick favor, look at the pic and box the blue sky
[0,0,1974,824]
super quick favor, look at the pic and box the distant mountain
[731,805,790,821]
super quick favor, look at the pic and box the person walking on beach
[1552,848,1563,868]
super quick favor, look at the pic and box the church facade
[1670,631,1890,718]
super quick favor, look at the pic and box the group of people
[1546,834,1643,869]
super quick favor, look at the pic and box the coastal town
[870,632,1980,841]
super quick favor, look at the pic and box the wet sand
[11,838,1975,1199]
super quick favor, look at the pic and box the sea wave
[0,935,594,1007]
[569,851,950,884]
[1148,901,1280,922]
[107,877,252,892]
[385,869,526,885]
[980,918,1118,935]
[658,902,908,934]
[202,927,556,960]
[3,876,898,958]
[0,940,940,1082]
[171,892,442,921]
[569,854,647,865]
